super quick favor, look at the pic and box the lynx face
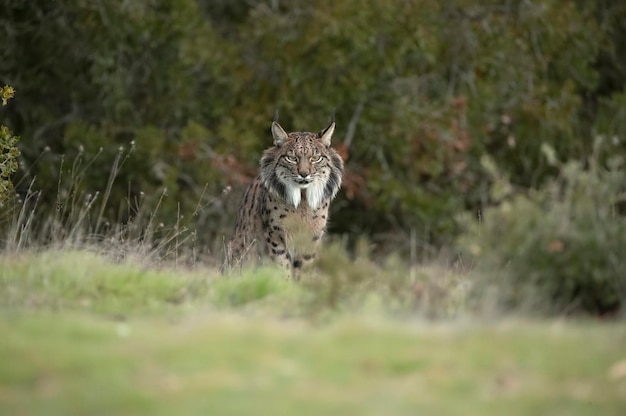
[260,122,343,210]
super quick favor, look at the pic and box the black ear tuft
[274,109,279,123]
[318,110,336,138]
[318,121,336,147]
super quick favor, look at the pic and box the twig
[344,99,364,149]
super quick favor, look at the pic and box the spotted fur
[226,120,344,279]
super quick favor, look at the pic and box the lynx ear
[318,121,335,147]
[271,122,289,147]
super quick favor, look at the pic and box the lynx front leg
[264,230,292,273]
[288,230,323,280]
[265,234,316,280]
[290,252,318,281]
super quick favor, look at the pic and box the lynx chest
[262,190,329,255]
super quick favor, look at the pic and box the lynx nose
[297,174,312,183]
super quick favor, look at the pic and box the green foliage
[459,143,626,316]
[0,85,20,206]
[0,240,467,321]
[1,0,625,250]
[0,126,19,205]
[0,250,211,315]
[212,267,297,307]
[235,0,607,243]
[1,0,241,246]
[1,85,15,106]
[593,90,626,149]
[293,240,467,320]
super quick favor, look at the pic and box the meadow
[1,248,625,415]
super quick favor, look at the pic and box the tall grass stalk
[1,144,204,268]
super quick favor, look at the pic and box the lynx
[226,118,344,278]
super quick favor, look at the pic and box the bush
[0,85,19,207]
[459,142,626,316]
[299,240,467,319]
[4,1,624,251]
[1,0,242,250]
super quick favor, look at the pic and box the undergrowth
[459,141,626,317]
[0,144,470,321]
[2,136,624,320]
[1,143,208,267]
[0,247,468,322]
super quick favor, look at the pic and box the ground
[1,250,625,415]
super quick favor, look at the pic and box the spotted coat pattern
[226,121,344,278]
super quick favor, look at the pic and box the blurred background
[1,0,625,314]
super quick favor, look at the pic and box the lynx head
[259,119,344,209]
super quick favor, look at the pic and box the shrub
[4,1,623,250]
[300,240,468,319]
[0,85,19,207]
[459,142,626,316]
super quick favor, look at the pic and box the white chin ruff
[306,180,325,210]
[284,180,325,210]
[285,184,302,208]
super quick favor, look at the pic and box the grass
[1,250,625,415]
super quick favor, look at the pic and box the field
[1,250,625,415]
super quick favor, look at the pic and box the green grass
[1,251,625,415]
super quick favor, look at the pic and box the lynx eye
[310,156,323,163]
[284,155,298,163]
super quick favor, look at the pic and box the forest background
[1,0,626,315]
